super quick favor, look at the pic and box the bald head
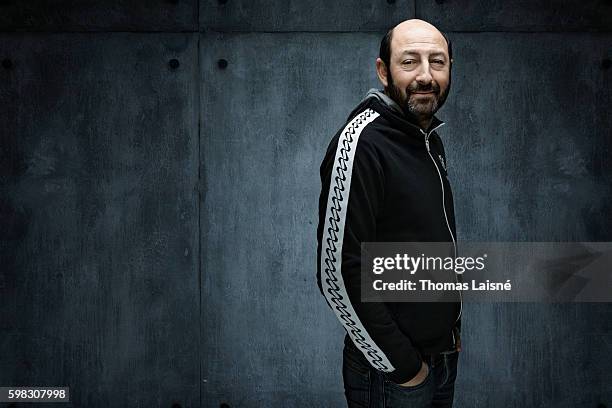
[394,19,446,43]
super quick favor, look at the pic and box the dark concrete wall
[1,2,611,407]
[1,32,200,407]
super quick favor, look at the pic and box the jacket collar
[361,88,445,135]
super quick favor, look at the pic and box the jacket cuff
[383,351,423,384]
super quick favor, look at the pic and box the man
[316,19,462,407]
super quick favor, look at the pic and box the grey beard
[406,95,439,117]
[385,68,450,119]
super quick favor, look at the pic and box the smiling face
[376,20,452,127]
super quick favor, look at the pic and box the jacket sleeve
[316,121,424,384]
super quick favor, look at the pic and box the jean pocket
[385,363,433,393]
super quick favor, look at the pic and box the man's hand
[398,361,429,387]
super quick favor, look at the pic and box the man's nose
[415,62,433,84]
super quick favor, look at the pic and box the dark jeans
[342,335,459,408]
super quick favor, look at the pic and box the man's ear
[376,58,389,88]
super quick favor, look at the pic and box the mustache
[407,82,440,94]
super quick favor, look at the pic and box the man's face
[383,25,451,120]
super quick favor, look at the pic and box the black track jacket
[316,92,462,384]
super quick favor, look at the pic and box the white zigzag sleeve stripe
[320,108,395,372]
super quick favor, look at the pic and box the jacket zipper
[421,125,463,332]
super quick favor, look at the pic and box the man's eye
[402,60,415,65]
[432,60,445,64]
